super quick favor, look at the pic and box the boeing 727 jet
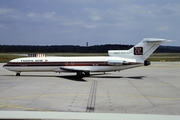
[3,38,169,78]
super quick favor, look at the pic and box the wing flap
[60,66,90,72]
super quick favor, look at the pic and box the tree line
[0,44,180,53]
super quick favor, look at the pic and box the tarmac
[0,62,180,115]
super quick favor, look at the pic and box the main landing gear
[16,73,21,76]
[76,71,90,78]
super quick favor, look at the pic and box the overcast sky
[0,0,180,46]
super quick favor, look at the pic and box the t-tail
[108,38,170,62]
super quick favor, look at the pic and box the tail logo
[134,47,143,55]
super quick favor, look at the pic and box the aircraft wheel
[76,72,84,78]
[16,73,21,76]
[84,72,90,77]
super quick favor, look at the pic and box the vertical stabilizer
[108,38,170,61]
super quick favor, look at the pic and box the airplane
[3,38,170,78]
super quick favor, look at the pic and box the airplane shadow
[3,73,145,81]
[89,75,146,80]
[126,76,146,80]
[3,75,87,82]
[57,75,87,82]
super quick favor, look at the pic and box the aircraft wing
[60,66,90,72]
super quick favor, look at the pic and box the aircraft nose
[3,64,6,68]
[3,64,10,71]
[3,63,8,68]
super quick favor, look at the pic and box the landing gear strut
[16,73,21,76]
[76,71,90,78]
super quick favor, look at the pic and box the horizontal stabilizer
[144,38,171,43]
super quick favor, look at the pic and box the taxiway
[0,62,180,115]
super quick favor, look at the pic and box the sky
[0,0,180,46]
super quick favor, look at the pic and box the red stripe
[4,61,141,67]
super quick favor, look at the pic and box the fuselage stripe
[4,61,140,67]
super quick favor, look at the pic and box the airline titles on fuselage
[21,60,44,62]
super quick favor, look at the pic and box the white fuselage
[3,38,169,76]
[3,56,143,73]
